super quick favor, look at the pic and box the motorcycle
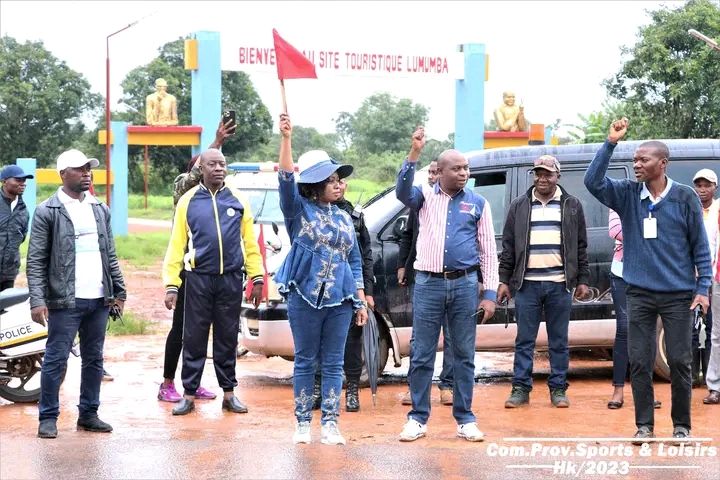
[0,287,47,403]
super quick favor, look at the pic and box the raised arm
[584,118,630,212]
[277,113,302,222]
[396,127,426,211]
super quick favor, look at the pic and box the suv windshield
[240,189,284,224]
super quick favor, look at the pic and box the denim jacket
[275,170,363,309]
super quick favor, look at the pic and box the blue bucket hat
[0,165,34,181]
[297,150,353,184]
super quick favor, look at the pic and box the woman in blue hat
[275,113,368,445]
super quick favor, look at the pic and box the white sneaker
[457,422,485,442]
[320,421,346,445]
[293,421,311,444]
[399,419,427,442]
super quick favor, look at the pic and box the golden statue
[145,78,178,126]
[494,91,526,132]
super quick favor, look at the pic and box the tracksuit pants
[181,270,243,396]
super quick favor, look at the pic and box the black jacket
[397,209,419,283]
[499,185,589,292]
[0,188,29,282]
[27,192,126,309]
[335,198,374,296]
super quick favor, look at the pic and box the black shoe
[504,385,530,408]
[550,388,570,408]
[172,398,195,416]
[312,376,321,411]
[37,419,58,439]
[345,381,360,412]
[631,426,655,446]
[77,415,113,432]
[222,396,249,414]
[671,426,691,445]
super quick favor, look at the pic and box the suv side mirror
[391,216,408,240]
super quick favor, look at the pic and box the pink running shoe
[195,386,217,400]
[158,383,182,403]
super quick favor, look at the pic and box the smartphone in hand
[223,110,237,135]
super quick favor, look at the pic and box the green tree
[0,36,102,166]
[116,38,272,192]
[573,100,634,143]
[335,93,429,155]
[604,0,720,139]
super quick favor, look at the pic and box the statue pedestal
[98,125,203,146]
[483,131,529,149]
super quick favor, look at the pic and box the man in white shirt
[693,169,718,395]
[27,149,126,439]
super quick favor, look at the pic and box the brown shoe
[703,390,720,405]
[401,390,412,406]
[440,389,453,406]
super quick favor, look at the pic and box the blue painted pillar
[16,158,37,227]
[455,43,486,153]
[190,31,221,156]
[545,126,553,145]
[110,121,128,236]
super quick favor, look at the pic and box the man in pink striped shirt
[396,127,498,443]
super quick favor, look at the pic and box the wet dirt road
[1,332,718,480]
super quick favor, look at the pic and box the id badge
[643,217,657,239]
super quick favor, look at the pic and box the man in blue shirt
[584,118,711,443]
[396,127,498,443]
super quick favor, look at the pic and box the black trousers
[163,273,185,380]
[344,322,363,382]
[181,270,243,396]
[626,286,693,431]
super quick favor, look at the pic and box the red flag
[245,224,270,303]
[272,29,317,80]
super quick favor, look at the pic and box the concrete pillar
[455,43,486,153]
[110,121,128,236]
[190,31,222,156]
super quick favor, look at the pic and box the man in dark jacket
[28,149,126,439]
[498,155,589,409]
[0,165,33,291]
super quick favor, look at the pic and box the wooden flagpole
[280,79,288,113]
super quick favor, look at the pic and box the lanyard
[648,202,655,219]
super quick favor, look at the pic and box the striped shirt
[395,160,499,301]
[524,187,565,282]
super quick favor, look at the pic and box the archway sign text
[222,42,465,79]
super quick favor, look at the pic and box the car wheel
[653,317,671,382]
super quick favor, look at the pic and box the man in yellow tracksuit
[162,148,264,416]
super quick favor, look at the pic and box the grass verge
[107,311,152,336]
[114,232,170,268]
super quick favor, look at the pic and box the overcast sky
[1,0,682,140]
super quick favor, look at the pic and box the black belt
[421,265,479,280]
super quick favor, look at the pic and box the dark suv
[240,139,720,380]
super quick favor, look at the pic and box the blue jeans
[39,298,109,421]
[288,289,352,425]
[408,271,478,425]
[512,281,572,391]
[408,284,454,390]
[610,274,629,387]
